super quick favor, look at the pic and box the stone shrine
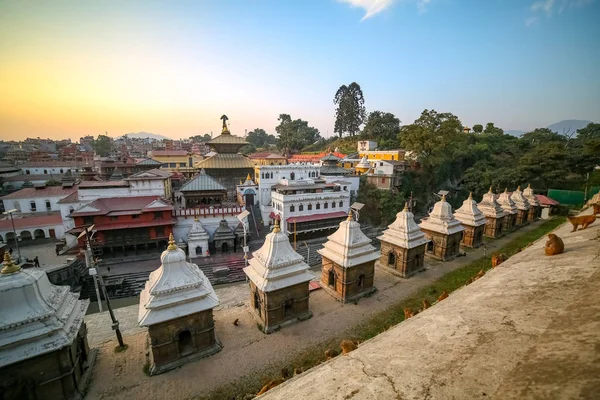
[318,210,379,303]
[523,184,540,221]
[354,156,371,175]
[477,187,506,238]
[0,253,93,399]
[187,217,210,258]
[497,189,518,231]
[138,234,221,375]
[510,186,530,226]
[213,219,236,253]
[454,193,487,248]
[419,195,465,261]
[243,220,313,333]
[376,203,428,278]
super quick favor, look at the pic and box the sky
[0,0,599,141]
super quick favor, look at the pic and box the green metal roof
[180,170,227,192]
[195,153,255,169]
[136,158,163,165]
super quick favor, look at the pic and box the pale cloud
[527,0,594,25]
[338,0,435,21]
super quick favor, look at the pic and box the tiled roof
[0,186,77,200]
[195,153,255,169]
[0,213,62,230]
[70,196,172,217]
[78,180,129,188]
[57,192,80,204]
[320,165,351,175]
[3,174,65,182]
[321,153,342,162]
[181,171,226,192]
[150,150,189,157]
[248,152,273,159]
[536,194,559,206]
[126,169,171,180]
[135,158,163,165]
[20,161,85,167]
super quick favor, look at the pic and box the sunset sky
[1,0,599,141]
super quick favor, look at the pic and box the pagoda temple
[0,253,93,399]
[497,189,518,231]
[138,234,221,375]
[419,195,465,261]
[187,217,210,258]
[318,210,379,303]
[376,203,428,278]
[523,184,540,221]
[195,115,255,200]
[510,186,530,226]
[454,193,487,248]
[477,187,506,238]
[243,220,313,333]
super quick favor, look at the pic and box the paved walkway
[84,221,548,400]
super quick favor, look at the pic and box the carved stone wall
[422,230,463,261]
[248,281,311,333]
[515,209,529,226]
[460,224,485,248]
[377,241,426,278]
[483,215,504,238]
[502,213,517,231]
[527,206,539,222]
[320,257,375,303]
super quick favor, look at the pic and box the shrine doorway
[178,330,194,356]
[221,242,229,253]
[358,275,365,290]
[328,270,336,289]
[283,298,294,318]
[388,252,396,267]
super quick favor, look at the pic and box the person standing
[34,256,40,268]
[9,248,13,255]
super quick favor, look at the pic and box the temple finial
[527,183,531,189]
[403,202,408,211]
[488,186,493,193]
[246,173,252,181]
[220,114,230,134]
[167,233,177,250]
[516,185,521,191]
[273,219,281,233]
[1,252,20,275]
[441,193,446,202]
[468,192,473,199]
[347,208,353,221]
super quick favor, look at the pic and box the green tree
[361,111,401,149]
[190,134,212,142]
[275,114,321,156]
[92,134,112,156]
[246,128,277,148]
[483,122,504,135]
[333,82,366,137]
[472,124,483,133]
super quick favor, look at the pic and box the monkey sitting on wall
[567,215,598,232]
[544,234,564,256]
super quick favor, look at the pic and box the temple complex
[523,184,540,221]
[180,169,228,207]
[0,253,93,399]
[243,221,313,333]
[419,195,465,261]
[376,203,428,278]
[497,188,518,231]
[138,234,221,375]
[477,187,506,238]
[454,193,487,248]
[510,186,530,226]
[317,210,379,303]
[187,217,210,258]
[195,115,255,200]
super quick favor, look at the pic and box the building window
[132,214,140,219]
[45,200,51,211]
[316,203,321,210]
[388,252,396,267]
[60,169,64,173]
[156,227,165,237]
[299,204,304,212]
[43,169,48,174]
[154,211,162,220]
[110,216,118,221]
[328,270,336,289]
[332,201,336,208]
[324,202,328,209]
[180,162,186,167]
[290,172,295,180]
[69,207,74,214]
[169,163,176,168]
[25,170,30,175]
[339,201,343,208]
[308,204,312,211]
[84,216,94,225]
[427,241,434,253]
[290,205,295,212]
[30,201,36,212]
[358,274,365,289]
[270,172,273,179]
[343,186,347,191]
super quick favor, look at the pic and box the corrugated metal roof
[180,171,226,192]
[209,133,248,145]
[195,153,255,169]
[135,158,163,165]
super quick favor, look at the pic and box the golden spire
[403,202,408,211]
[347,209,353,221]
[517,185,521,191]
[194,216,199,222]
[441,193,446,202]
[527,183,531,189]
[220,114,230,134]
[167,233,177,251]
[1,252,20,275]
[504,188,508,193]
[273,219,280,233]
[488,186,493,193]
[468,192,473,199]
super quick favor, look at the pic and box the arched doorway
[5,232,15,244]
[20,231,32,241]
[34,229,45,240]
[195,245,202,256]
[388,252,396,267]
[328,269,336,289]
[221,242,229,253]
[283,298,294,318]
[244,189,256,206]
[358,275,365,290]
[254,291,261,315]
[178,330,194,356]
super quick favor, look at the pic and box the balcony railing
[173,206,245,218]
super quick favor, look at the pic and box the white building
[1,185,78,214]
[270,178,351,235]
[20,161,85,176]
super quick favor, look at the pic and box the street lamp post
[4,209,21,264]
[237,210,250,269]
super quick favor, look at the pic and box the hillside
[546,119,592,134]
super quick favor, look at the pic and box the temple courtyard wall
[260,215,600,399]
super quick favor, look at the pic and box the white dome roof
[522,184,540,207]
[244,222,313,292]
[0,253,88,368]
[187,217,210,241]
[419,195,465,235]
[478,188,506,219]
[138,234,219,326]
[510,186,530,211]
[454,193,487,227]
[497,189,518,214]
[356,156,371,169]
[378,203,428,249]
[318,211,379,268]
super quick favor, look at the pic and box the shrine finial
[1,252,20,275]
[220,114,230,134]
[167,233,177,251]
[273,219,281,233]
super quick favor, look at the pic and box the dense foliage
[333,82,366,137]
[91,134,112,157]
[275,114,321,156]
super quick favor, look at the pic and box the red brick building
[69,196,175,257]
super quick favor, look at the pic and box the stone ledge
[259,215,600,399]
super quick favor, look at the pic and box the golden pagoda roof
[209,133,248,145]
[195,153,255,169]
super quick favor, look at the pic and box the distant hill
[117,132,170,141]
[546,120,592,134]
[505,130,525,137]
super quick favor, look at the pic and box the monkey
[256,379,284,396]
[324,349,339,360]
[420,299,431,312]
[293,367,303,376]
[491,253,507,268]
[567,215,598,232]
[544,233,564,256]
[437,290,449,302]
[474,269,485,280]
[233,319,240,326]
[340,339,358,355]
[592,203,600,215]
[404,307,414,320]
